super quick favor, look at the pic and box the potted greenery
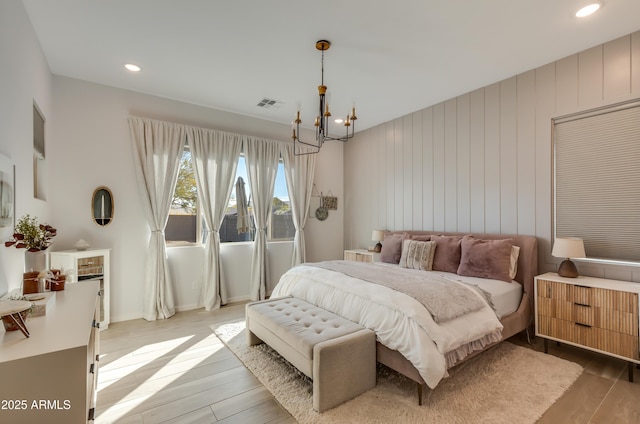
[4,214,57,251]
[5,214,57,274]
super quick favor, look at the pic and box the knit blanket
[308,261,487,323]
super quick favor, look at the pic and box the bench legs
[313,328,376,412]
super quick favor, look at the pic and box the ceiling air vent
[256,98,283,109]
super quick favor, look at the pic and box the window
[269,160,295,241]
[166,149,198,244]
[220,156,253,243]
[220,156,295,243]
[166,149,294,245]
[553,99,640,262]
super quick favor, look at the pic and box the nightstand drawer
[538,315,639,359]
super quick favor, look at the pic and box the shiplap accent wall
[345,31,640,281]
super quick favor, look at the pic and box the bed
[271,231,538,402]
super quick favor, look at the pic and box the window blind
[554,101,640,262]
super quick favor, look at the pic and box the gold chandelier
[293,40,357,155]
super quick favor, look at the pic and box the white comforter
[271,262,503,388]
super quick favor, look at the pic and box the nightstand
[344,249,380,263]
[534,272,640,381]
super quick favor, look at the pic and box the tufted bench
[245,296,376,412]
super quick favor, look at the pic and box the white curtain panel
[244,137,280,301]
[281,143,317,266]
[129,116,186,321]
[187,127,242,311]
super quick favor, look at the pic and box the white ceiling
[21,0,640,133]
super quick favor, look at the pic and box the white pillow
[509,245,520,280]
[399,240,436,271]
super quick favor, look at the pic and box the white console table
[0,282,100,423]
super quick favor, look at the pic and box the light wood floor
[95,303,294,424]
[511,336,640,423]
[96,304,640,423]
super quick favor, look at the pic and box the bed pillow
[430,235,464,273]
[457,236,514,283]
[411,235,432,242]
[380,232,409,264]
[399,239,436,271]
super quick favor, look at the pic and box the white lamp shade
[552,237,586,259]
[372,230,385,242]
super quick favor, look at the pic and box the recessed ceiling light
[576,3,601,17]
[334,118,344,124]
[124,63,141,72]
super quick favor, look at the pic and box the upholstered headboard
[385,231,538,302]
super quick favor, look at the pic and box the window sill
[166,242,201,249]
[166,240,294,248]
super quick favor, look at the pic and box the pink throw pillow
[457,236,513,283]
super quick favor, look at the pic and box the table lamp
[552,237,586,278]
[372,230,384,253]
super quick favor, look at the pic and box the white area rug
[212,320,582,424]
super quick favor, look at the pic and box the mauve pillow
[380,232,409,264]
[457,236,514,283]
[411,235,432,242]
[430,235,464,273]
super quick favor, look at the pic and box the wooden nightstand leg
[543,338,548,354]
[629,362,634,383]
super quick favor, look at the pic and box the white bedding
[426,270,523,318]
[271,262,506,388]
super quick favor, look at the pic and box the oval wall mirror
[92,186,114,226]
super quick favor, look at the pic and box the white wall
[0,1,53,296]
[345,31,640,283]
[48,76,344,322]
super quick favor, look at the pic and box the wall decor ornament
[92,186,114,226]
[322,191,337,210]
[315,202,329,221]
